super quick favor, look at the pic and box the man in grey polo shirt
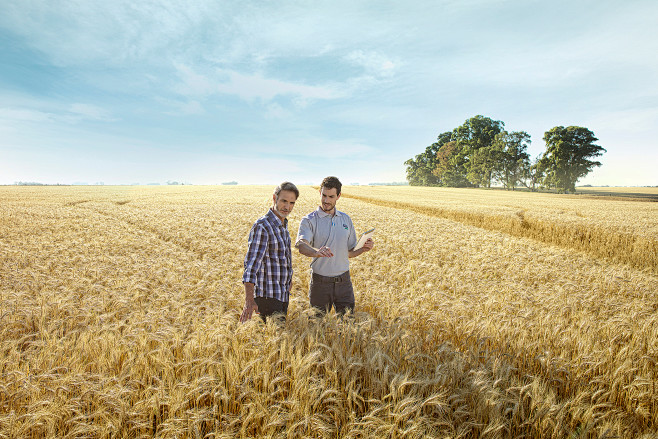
[295,176,374,315]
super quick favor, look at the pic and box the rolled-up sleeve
[296,217,314,247]
[242,224,268,284]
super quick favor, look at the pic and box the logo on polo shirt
[343,224,348,230]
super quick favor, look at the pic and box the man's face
[273,190,297,219]
[320,187,339,213]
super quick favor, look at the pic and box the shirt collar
[267,208,287,228]
[316,206,342,218]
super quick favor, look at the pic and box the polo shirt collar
[315,206,342,218]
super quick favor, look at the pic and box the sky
[1,0,657,186]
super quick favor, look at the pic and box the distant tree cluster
[404,115,605,193]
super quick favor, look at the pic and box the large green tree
[466,146,500,188]
[521,155,545,192]
[404,132,452,186]
[491,131,531,190]
[452,115,505,187]
[539,126,605,193]
[432,141,472,187]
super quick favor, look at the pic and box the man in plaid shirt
[241,181,299,323]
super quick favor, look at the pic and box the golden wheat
[339,185,658,273]
[0,185,656,438]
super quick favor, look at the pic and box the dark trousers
[309,271,354,316]
[254,297,289,323]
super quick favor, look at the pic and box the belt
[312,271,350,283]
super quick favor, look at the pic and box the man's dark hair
[321,176,342,196]
[274,181,299,199]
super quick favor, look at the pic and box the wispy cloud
[0,1,235,66]
[0,107,54,123]
[68,104,117,122]
[215,69,344,103]
[345,50,399,78]
[173,64,345,104]
[173,64,219,98]
[264,103,292,120]
[0,103,116,127]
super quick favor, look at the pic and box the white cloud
[173,64,345,104]
[179,100,205,115]
[264,103,292,119]
[0,108,54,123]
[154,96,206,116]
[345,50,398,77]
[215,69,344,102]
[173,64,219,98]
[68,104,116,122]
[0,1,232,66]
[0,104,116,127]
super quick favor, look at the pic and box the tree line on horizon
[404,115,606,193]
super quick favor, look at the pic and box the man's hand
[349,238,374,258]
[240,282,258,323]
[240,298,259,322]
[315,245,334,257]
[297,240,333,258]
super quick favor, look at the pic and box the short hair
[320,176,342,195]
[274,181,299,199]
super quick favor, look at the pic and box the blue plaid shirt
[242,209,293,302]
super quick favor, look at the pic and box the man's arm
[296,239,333,258]
[241,224,267,322]
[295,216,333,258]
[348,238,374,258]
[346,217,373,258]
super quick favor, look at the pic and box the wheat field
[1,185,657,438]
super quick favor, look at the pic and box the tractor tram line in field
[80,202,213,263]
[340,189,658,274]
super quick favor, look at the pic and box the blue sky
[1,0,656,186]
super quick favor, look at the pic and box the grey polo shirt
[296,207,358,277]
